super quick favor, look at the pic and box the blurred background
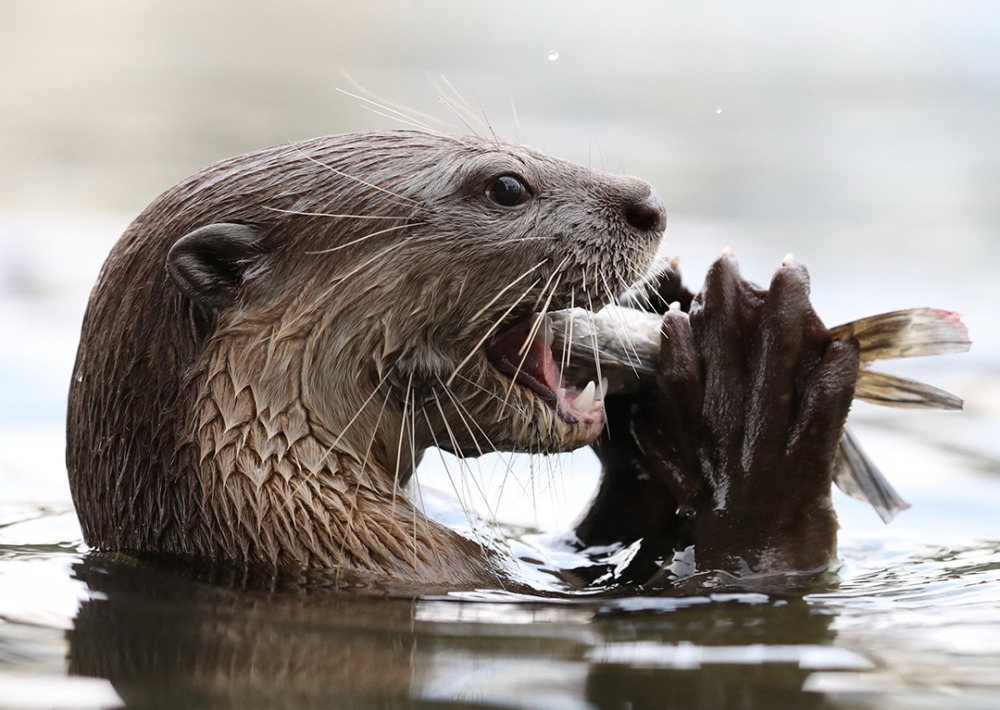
[1,0,997,511]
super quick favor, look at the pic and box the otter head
[67,130,664,577]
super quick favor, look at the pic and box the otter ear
[166,223,262,309]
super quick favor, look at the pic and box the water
[3,493,1000,708]
[2,1,1000,707]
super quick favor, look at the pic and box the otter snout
[623,189,667,234]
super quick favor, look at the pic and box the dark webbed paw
[577,254,860,588]
[641,254,859,579]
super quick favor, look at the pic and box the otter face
[392,144,666,457]
[165,131,665,474]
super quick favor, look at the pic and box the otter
[67,130,858,591]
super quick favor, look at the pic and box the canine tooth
[543,316,555,347]
[783,253,796,266]
[669,300,682,312]
[557,387,567,400]
[576,381,596,411]
[721,246,733,257]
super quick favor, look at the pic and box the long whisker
[541,446,570,531]
[289,144,421,209]
[432,381,484,457]
[336,370,394,565]
[262,206,400,220]
[437,95,482,138]
[559,289,577,383]
[428,393,504,533]
[315,233,445,304]
[362,106,440,132]
[500,260,569,405]
[438,374,522,454]
[419,406,497,564]
[401,376,430,564]
[500,235,555,245]
[600,271,645,372]
[444,261,548,387]
[446,368,549,520]
[619,280,656,312]
[585,292,605,391]
[305,221,423,255]
[337,75,455,132]
[467,261,547,325]
[430,386,513,561]
[520,264,567,356]
[509,94,521,145]
[331,370,394,451]
[444,285,541,389]
[392,373,415,513]
[435,76,490,137]
[475,96,501,145]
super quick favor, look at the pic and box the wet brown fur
[67,131,663,586]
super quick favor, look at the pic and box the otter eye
[486,174,532,207]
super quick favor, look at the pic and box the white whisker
[429,394,504,525]
[315,233,444,304]
[437,95,482,138]
[421,409,501,566]
[501,267,566,407]
[336,76,454,132]
[261,206,400,220]
[436,76,490,137]
[600,272,645,374]
[289,144,421,208]
[509,94,521,144]
[305,221,422,255]
[335,370,393,564]
[331,370,394,451]
[559,289,577,381]
[585,293,605,390]
[519,272,563,357]
[467,261,547,325]
[444,261,548,388]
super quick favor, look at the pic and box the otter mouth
[484,315,607,430]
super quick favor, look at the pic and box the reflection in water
[67,554,849,709]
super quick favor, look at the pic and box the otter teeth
[565,378,607,413]
[575,380,597,411]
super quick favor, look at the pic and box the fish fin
[831,308,971,363]
[855,369,965,410]
[834,428,911,523]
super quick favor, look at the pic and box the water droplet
[715,107,723,115]
[547,50,559,62]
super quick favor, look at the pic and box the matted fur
[67,130,664,586]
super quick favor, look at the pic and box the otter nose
[624,189,667,233]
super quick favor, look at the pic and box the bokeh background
[2,0,997,513]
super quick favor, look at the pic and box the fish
[547,305,972,522]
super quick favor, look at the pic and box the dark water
[3,489,1000,708]
[2,1,1000,707]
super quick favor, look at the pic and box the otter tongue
[486,320,562,405]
